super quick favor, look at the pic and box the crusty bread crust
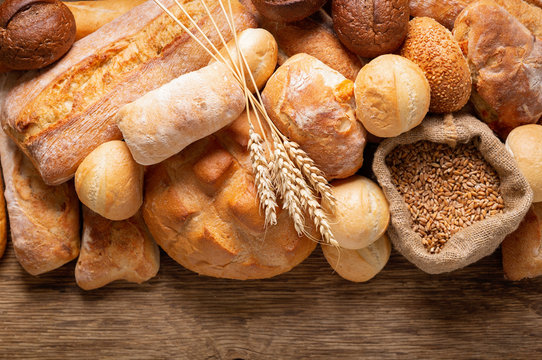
[0,130,80,275]
[1,0,256,185]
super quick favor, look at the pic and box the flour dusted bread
[0,130,79,275]
[76,207,160,290]
[1,0,255,185]
[142,113,316,280]
[262,53,366,180]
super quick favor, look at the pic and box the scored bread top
[1,0,256,185]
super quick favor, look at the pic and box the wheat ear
[248,125,278,227]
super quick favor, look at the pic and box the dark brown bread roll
[250,0,326,22]
[332,0,409,58]
[0,0,76,70]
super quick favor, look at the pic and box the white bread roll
[75,141,144,221]
[330,175,390,249]
[322,234,391,282]
[354,54,430,138]
[506,124,542,202]
[116,61,245,165]
[214,28,278,92]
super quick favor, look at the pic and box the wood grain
[1,241,542,359]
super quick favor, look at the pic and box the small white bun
[322,234,392,282]
[75,141,144,221]
[330,175,390,249]
[215,28,278,92]
[354,54,430,138]
[506,124,542,203]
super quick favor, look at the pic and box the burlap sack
[373,113,533,274]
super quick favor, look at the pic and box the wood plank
[1,242,542,359]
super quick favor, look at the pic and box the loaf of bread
[76,207,160,290]
[330,176,389,250]
[117,62,245,166]
[502,203,542,281]
[0,130,80,275]
[75,141,144,220]
[1,0,256,185]
[64,0,147,40]
[354,54,430,138]
[259,10,363,81]
[322,234,391,282]
[262,53,366,180]
[453,0,542,138]
[142,112,316,280]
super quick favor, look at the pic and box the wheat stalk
[152,0,338,245]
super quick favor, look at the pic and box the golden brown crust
[64,0,147,40]
[409,0,473,29]
[2,0,256,185]
[492,0,542,39]
[453,0,542,138]
[76,207,160,290]
[142,113,316,280]
[502,203,542,281]
[262,53,366,180]
[400,17,471,113]
[0,130,80,275]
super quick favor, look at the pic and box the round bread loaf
[142,113,316,280]
[251,0,327,22]
[330,176,389,250]
[0,0,76,70]
[332,0,409,58]
[322,234,391,282]
[214,28,278,92]
[262,53,366,180]
[75,141,144,221]
[400,17,471,113]
[354,54,430,138]
[506,125,542,203]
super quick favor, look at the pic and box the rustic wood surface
[1,241,541,359]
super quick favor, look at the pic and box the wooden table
[1,242,541,359]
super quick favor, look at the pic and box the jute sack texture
[373,114,533,274]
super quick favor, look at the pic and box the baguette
[64,0,148,40]
[0,130,80,275]
[76,207,160,290]
[1,0,256,185]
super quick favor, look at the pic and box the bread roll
[259,10,363,81]
[1,0,255,185]
[354,54,430,138]
[502,203,542,281]
[75,141,144,221]
[0,0,76,70]
[250,0,326,22]
[322,234,391,282]
[330,176,389,250]
[332,0,409,58]
[117,61,245,166]
[262,53,366,180]
[453,0,542,138]
[64,0,147,40]
[400,17,471,113]
[76,207,160,290]
[142,114,316,280]
[214,28,277,92]
[0,130,80,275]
[505,125,542,203]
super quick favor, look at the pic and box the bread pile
[0,0,540,289]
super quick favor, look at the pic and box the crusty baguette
[1,0,256,185]
[0,130,80,275]
[76,207,160,290]
[64,0,148,40]
[117,61,245,166]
